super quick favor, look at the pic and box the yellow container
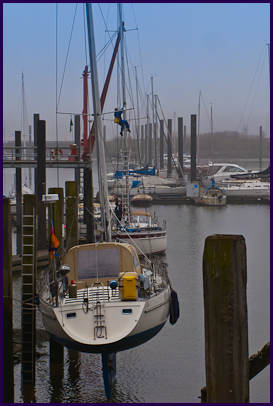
[122,272,138,300]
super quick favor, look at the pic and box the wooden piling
[3,198,14,402]
[190,114,197,182]
[74,114,81,196]
[49,337,64,402]
[203,234,249,403]
[65,181,79,250]
[36,119,47,249]
[167,119,172,177]
[15,130,22,255]
[159,119,164,170]
[178,117,184,177]
[48,187,64,257]
[21,194,37,387]
[33,113,39,189]
[84,168,95,243]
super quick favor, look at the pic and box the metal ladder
[93,301,107,340]
[21,207,36,383]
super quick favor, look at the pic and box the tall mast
[197,90,201,164]
[21,73,26,159]
[82,65,89,153]
[151,76,157,168]
[118,4,126,115]
[210,103,213,155]
[86,3,111,241]
[118,3,130,224]
[267,43,270,87]
[135,66,141,166]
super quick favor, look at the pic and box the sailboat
[39,5,178,397]
[109,13,167,256]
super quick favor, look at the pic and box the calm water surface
[12,203,270,403]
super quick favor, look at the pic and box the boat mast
[118,3,130,224]
[197,90,201,165]
[210,102,213,155]
[135,66,142,167]
[86,3,111,241]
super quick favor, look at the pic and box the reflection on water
[11,203,269,403]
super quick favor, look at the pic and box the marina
[3,2,270,403]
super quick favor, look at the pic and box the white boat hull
[39,287,170,353]
[112,230,167,255]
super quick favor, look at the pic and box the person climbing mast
[114,107,131,136]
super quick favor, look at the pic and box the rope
[83,4,88,66]
[236,45,267,133]
[57,4,78,108]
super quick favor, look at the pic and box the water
[12,203,270,403]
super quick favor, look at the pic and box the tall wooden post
[21,194,37,392]
[178,117,184,178]
[49,337,64,403]
[160,119,164,170]
[167,119,172,177]
[259,125,263,172]
[3,198,14,402]
[74,114,81,196]
[15,130,22,255]
[48,188,64,369]
[183,125,187,154]
[203,234,249,403]
[190,114,197,182]
[33,113,39,189]
[48,187,64,258]
[36,119,47,249]
[65,181,78,250]
[84,168,94,243]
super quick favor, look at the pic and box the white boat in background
[112,210,167,255]
[221,180,270,199]
[207,163,252,182]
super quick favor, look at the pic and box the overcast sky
[3,2,270,142]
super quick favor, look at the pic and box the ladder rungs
[23,244,34,247]
[23,225,34,228]
[23,254,35,257]
[22,264,34,267]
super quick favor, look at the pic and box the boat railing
[63,284,121,305]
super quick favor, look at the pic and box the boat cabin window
[77,248,120,279]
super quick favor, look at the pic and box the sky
[3,2,270,142]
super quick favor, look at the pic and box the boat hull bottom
[48,321,166,354]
